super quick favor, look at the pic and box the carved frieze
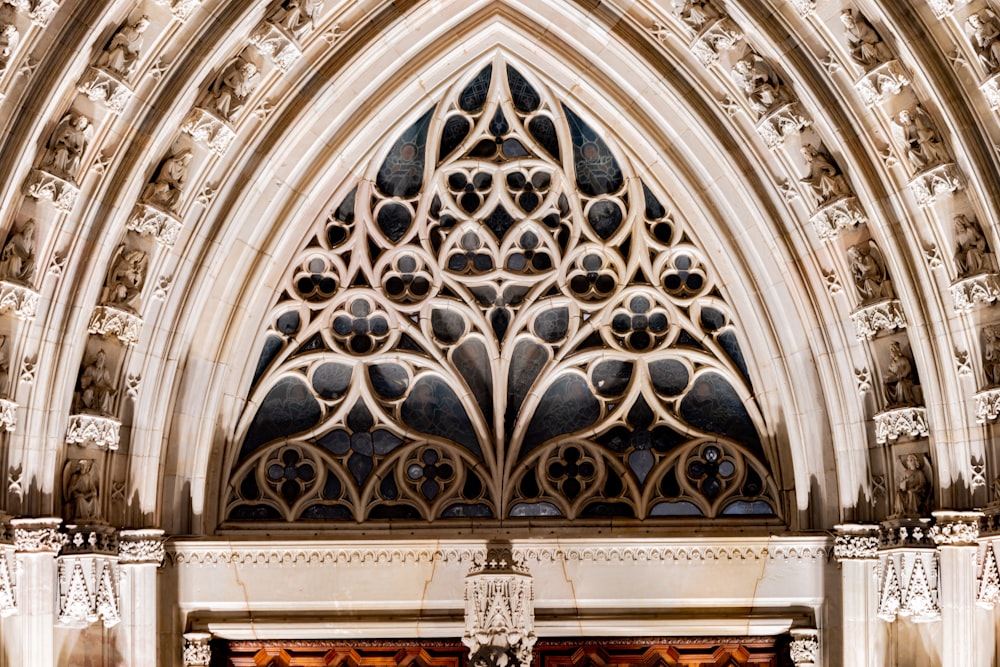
[909,163,962,206]
[874,406,928,444]
[850,299,906,339]
[0,280,39,319]
[12,517,64,552]
[855,60,909,105]
[118,529,165,565]
[180,107,235,156]
[809,197,866,240]
[950,272,1000,311]
[930,511,982,546]
[834,524,879,560]
[249,20,303,71]
[184,632,213,666]
[126,203,183,247]
[975,387,1000,423]
[24,169,79,211]
[463,554,536,667]
[65,414,121,450]
[755,102,810,148]
[88,305,142,345]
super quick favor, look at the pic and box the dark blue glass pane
[453,339,493,425]
[376,109,432,198]
[459,65,492,112]
[442,503,493,518]
[440,116,471,160]
[642,182,665,219]
[587,200,623,239]
[301,504,353,519]
[377,203,413,242]
[528,116,559,159]
[401,376,482,459]
[700,307,726,331]
[431,309,465,343]
[563,104,623,196]
[368,364,409,399]
[509,501,562,517]
[276,311,300,334]
[489,108,509,137]
[312,363,351,399]
[317,429,350,455]
[251,335,283,389]
[484,206,515,239]
[506,65,540,112]
[718,330,751,385]
[648,359,689,396]
[240,378,320,458]
[721,500,774,515]
[533,307,569,342]
[505,340,549,437]
[228,504,282,520]
[334,187,356,224]
[522,374,600,455]
[581,501,634,518]
[679,372,762,453]
[649,501,704,516]
[369,504,420,519]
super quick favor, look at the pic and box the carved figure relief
[269,0,323,40]
[95,15,150,79]
[840,10,892,70]
[966,11,1000,73]
[199,50,260,122]
[41,112,92,180]
[75,349,115,415]
[800,145,850,205]
[671,0,721,30]
[0,219,36,285]
[848,241,892,301]
[954,214,991,276]
[893,452,931,516]
[101,246,148,312]
[141,149,193,211]
[62,459,101,523]
[0,21,18,75]
[730,52,786,115]
[984,325,1000,386]
[891,107,949,172]
[883,341,919,407]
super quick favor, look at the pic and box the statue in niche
[0,21,18,75]
[840,10,892,70]
[141,149,193,211]
[200,51,260,121]
[953,214,991,277]
[0,335,10,396]
[966,12,1000,73]
[269,0,323,40]
[76,349,115,414]
[671,0,721,30]
[983,325,1000,386]
[95,15,150,79]
[102,246,148,312]
[730,52,786,116]
[847,241,892,301]
[893,453,931,517]
[0,219,36,285]
[891,107,949,171]
[41,112,92,180]
[62,459,100,524]
[800,145,851,205]
[883,341,918,407]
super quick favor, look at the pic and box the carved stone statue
[671,0,721,30]
[141,149,193,210]
[0,22,19,74]
[77,349,115,414]
[893,453,930,517]
[200,51,260,121]
[800,145,850,205]
[269,0,323,40]
[883,341,918,407]
[41,112,92,180]
[0,335,10,395]
[966,12,1000,73]
[840,10,892,69]
[954,214,991,276]
[730,52,786,115]
[848,242,892,301]
[984,325,1000,386]
[892,107,949,171]
[0,219,36,285]
[102,246,148,312]
[63,459,100,524]
[95,15,150,79]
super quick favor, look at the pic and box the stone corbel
[809,196,867,240]
[156,0,200,21]
[23,169,78,211]
[65,414,121,450]
[88,305,142,346]
[927,0,970,18]
[850,298,906,340]
[789,0,815,16]
[126,203,183,247]
[184,632,213,666]
[0,398,16,432]
[689,17,742,66]
[877,520,940,622]
[788,628,819,666]
[57,525,120,628]
[950,272,1000,311]
[930,511,981,546]
[0,280,39,319]
[909,163,962,206]
[463,549,536,667]
[855,60,909,106]
[249,20,303,72]
[975,387,1000,423]
[12,517,65,553]
[77,68,132,113]
[874,406,929,444]
[755,102,810,148]
[180,107,235,156]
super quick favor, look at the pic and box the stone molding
[88,304,142,345]
[788,628,819,666]
[156,0,200,21]
[834,523,879,560]
[977,541,1000,608]
[62,525,118,556]
[930,511,983,546]
[12,517,65,552]
[851,299,906,339]
[950,272,1000,312]
[874,406,929,444]
[65,413,121,450]
[118,528,165,564]
[0,280,39,319]
[183,632,213,666]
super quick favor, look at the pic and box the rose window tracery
[225,56,780,524]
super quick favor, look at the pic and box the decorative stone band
[88,304,143,346]
[156,0,200,21]
[63,525,118,556]
[974,387,1000,423]
[873,406,928,444]
[183,632,213,666]
[927,0,971,18]
[12,517,65,553]
[855,60,910,106]
[0,398,17,432]
[0,280,39,319]
[66,414,121,450]
[118,528,165,565]
[755,102,810,148]
[23,168,79,211]
[181,106,235,156]
[930,511,983,546]
[249,20,303,72]
[834,523,880,560]
[77,67,132,113]
[950,272,1000,312]
[909,163,962,206]
[126,203,183,247]
[788,628,819,666]
[879,518,936,550]
[809,196,866,240]
[851,299,906,340]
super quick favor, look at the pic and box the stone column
[183,632,213,666]
[11,517,64,667]
[789,628,819,666]
[119,529,165,666]
[834,524,880,667]
[930,511,982,667]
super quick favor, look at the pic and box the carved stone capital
[463,554,536,667]
[756,102,810,148]
[181,107,235,156]
[950,272,1000,312]
[689,18,742,67]
[88,304,142,346]
[24,168,79,211]
[809,196,867,240]
[930,511,982,546]
[77,67,132,112]
[12,517,64,553]
[183,632,213,666]
[126,203,182,247]
[834,523,880,560]
[909,163,962,206]
[874,406,928,444]
[975,387,1000,424]
[855,60,909,106]
[850,299,906,340]
[66,414,121,450]
[788,629,819,666]
[0,280,39,320]
[0,399,17,432]
[156,0,200,21]
[250,20,303,72]
[118,528,165,565]
[57,552,120,627]
[927,0,970,18]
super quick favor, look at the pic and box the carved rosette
[874,406,929,444]
[850,299,906,340]
[950,272,1000,312]
[755,102,810,148]
[183,632,213,666]
[463,557,536,667]
[855,60,909,106]
[0,399,17,432]
[77,67,132,113]
[0,280,39,320]
[974,387,1000,423]
[689,18,743,67]
[24,168,79,211]
[977,541,1000,608]
[66,414,121,450]
[809,196,867,240]
[0,549,16,616]
[118,528,165,565]
[249,20,303,72]
[88,304,142,346]
[156,0,200,21]
[12,517,65,552]
[834,523,879,560]
[927,0,970,18]
[126,203,183,247]
[909,163,962,206]
[788,629,819,666]
[181,107,235,156]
